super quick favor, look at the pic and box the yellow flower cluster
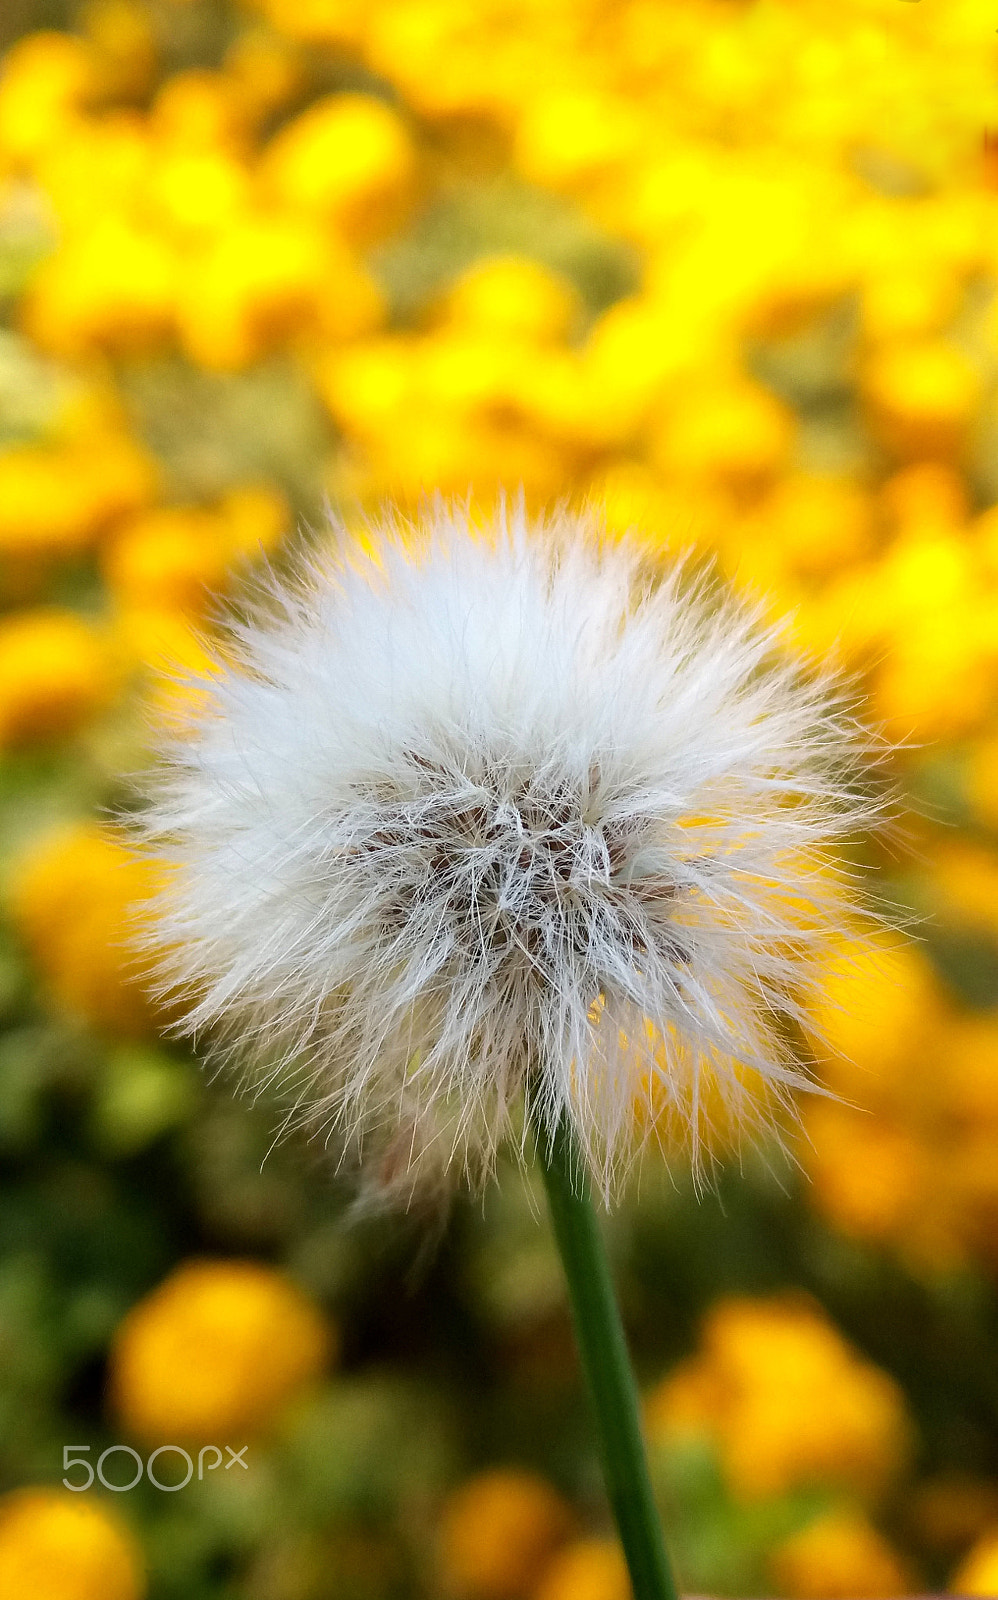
[436,1470,629,1600]
[3,5,998,1590]
[646,1293,916,1595]
[803,928,998,1271]
[646,1293,913,1503]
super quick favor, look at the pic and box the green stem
[535,1106,681,1600]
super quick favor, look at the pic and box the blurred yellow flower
[434,257,580,345]
[8,823,164,1037]
[438,1470,572,1600]
[0,608,115,748]
[0,33,95,170]
[103,507,234,616]
[862,339,982,461]
[769,1506,916,1599]
[0,1488,144,1600]
[531,1538,630,1600]
[951,1527,998,1596]
[110,1259,333,1443]
[646,1295,913,1502]
[259,93,418,244]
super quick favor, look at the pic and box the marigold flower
[532,1537,631,1600]
[110,1258,332,1443]
[769,1506,916,1599]
[134,504,875,1201]
[258,92,417,244]
[437,1470,572,1600]
[952,1527,998,1596]
[8,822,164,1036]
[0,607,115,748]
[0,1488,145,1600]
[646,1294,913,1501]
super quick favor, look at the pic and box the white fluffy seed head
[132,501,881,1206]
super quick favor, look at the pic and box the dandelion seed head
[133,501,880,1205]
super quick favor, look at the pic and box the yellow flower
[242,0,366,48]
[0,33,95,170]
[802,932,947,1106]
[800,1103,941,1258]
[102,507,234,615]
[647,375,795,496]
[739,474,874,580]
[148,68,249,155]
[22,216,178,358]
[7,823,164,1037]
[438,1470,572,1600]
[110,1260,332,1444]
[80,0,158,104]
[259,93,418,244]
[531,1538,630,1600]
[0,1488,144,1600]
[175,212,331,369]
[434,257,580,345]
[951,1528,998,1596]
[769,1506,916,1599]
[0,437,158,571]
[862,339,982,460]
[0,608,115,748]
[513,88,644,195]
[646,1295,913,1502]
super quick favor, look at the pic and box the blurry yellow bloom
[860,264,963,346]
[243,0,366,47]
[147,148,250,240]
[648,376,794,495]
[0,33,95,169]
[149,68,249,154]
[80,0,158,103]
[870,611,996,741]
[222,29,304,122]
[927,838,998,942]
[531,1538,630,1600]
[580,296,732,446]
[964,734,998,832]
[178,213,381,368]
[769,1507,916,1599]
[110,1260,333,1443]
[114,606,220,735]
[646,1295,914,1502]
[0,608,115,748]
[802,932,947,1105]
[0,436,157,565]
[438,1470,572,1600]
[103,508,233,615]
[8,823,164,1037]
[32,113,150,233]
[0,1487,144,1600]
[862,339,982,460]
[879,460,968,536]
[217,483,289,560]
[740,475,874,580]
[513,88,644,195]
[801,1103,934,1254]
[435,257,580,345]
[952,1527,998,1594]
[259,93,418,244]
[23,217,178,358]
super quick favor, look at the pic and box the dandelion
[133,499,879,1600]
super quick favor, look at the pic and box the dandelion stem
[536,1107,681,1600]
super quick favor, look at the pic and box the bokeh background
[1,2,998,1597]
